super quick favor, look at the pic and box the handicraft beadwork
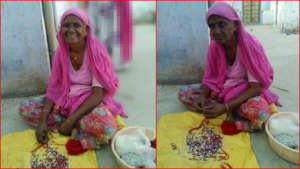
[186,119,223,161]
[31,144,68,168]
[169,118,232,168]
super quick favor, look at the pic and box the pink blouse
[68,53,102,97]
[223,53,258,88]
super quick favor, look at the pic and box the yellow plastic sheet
[1,129,98,168]
[157,111,259,168]
[269,103,279,114]
[115,114,127,130]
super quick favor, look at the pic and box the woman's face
[61,15,87,44]
[208,15,237,45]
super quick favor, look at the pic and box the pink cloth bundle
[117,2,133,63]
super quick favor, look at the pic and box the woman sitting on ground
[19,8,127,154]
[178,2,280,133]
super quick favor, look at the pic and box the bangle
[225,104,229,112]
[42,109,51,113]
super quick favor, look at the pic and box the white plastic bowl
[265,112,299,164]
[111,126,155,168]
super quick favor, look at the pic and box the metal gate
[243,1,260,24]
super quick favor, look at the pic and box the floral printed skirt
[19,96,119,150]
[178,84,273,132]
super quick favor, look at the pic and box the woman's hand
[59,117,76,136]
[36,122,49,144]
[193,95,207,112]
[202,103,226,118]
[198,95,207,109]
[58,87,104,136]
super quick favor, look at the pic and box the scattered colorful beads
[186,119,223,161]
[31,146,68,168]
[170,143,177,150]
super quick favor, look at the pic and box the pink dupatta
[202,2,280,106]
[46,8,127,117]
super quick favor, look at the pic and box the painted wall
[260,1,273,25]
[157,1,209,84]
[54,2,155,26]
[231,1,243,19]
[54,1,82,28]
[276,1,299,33]
[231,1,299,33]
[1,1,51,97]
[132,1,155,23]
[261,1,271,10]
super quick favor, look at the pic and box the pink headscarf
[203,2,280,105]
[46,8,127,117]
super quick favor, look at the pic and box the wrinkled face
[208,15,237,45]
[61,15,87,44]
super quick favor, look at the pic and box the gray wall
[157,1,209,84]
[277,1,299,34]
[231,1,243,19]
[1,2,51,97]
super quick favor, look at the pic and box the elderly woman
[178,2,280,134]
[19,8,127,154]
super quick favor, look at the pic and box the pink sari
[202,2,280,106]
[46,8,127,118]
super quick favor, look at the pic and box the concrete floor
[158,25,299,168]
[1,24,156,168]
